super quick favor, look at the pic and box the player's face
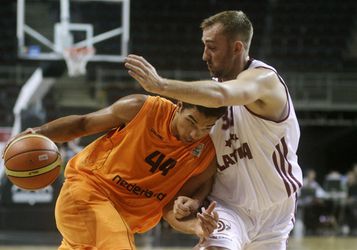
[172,105,217,144]
[202,23,237,80]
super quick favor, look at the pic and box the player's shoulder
[115,94,174,110]
[150,95,174,104]
[249,59,277,71]
[241,59,281,85]
[115,94,148,107]
[147,95,176,110]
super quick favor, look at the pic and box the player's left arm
[24,94,147,143]
[162,158,218,237]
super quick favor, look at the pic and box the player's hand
[174,196,200,219]
[195,201,219,240]
[1,128,36,159]
[124,54,164,94]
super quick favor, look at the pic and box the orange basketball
[3,134,62,190]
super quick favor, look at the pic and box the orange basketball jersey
[64,96,215,233]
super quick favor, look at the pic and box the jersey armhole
[244,66,291,123]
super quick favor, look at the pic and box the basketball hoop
[63,47,95,77]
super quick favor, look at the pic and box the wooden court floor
[0,237,357,250]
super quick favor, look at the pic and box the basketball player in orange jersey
[12,94,226,249]
[125,10,302,250]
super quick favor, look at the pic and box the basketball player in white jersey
[125,10,302,250]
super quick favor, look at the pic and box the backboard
[17,0,130,63]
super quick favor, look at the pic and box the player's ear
[233,40,244,55]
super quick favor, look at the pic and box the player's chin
[208,70,219,78]
[207,67,214,76]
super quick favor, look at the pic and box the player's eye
[186,118,195,126]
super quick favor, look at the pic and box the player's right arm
[26,94,147,143]
[125,54,287,121]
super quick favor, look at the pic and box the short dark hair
[182,102,227,119]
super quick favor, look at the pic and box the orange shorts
[55,177,136,250]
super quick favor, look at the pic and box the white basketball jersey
[209,59,302,212]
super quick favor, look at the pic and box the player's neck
[220,56,250,82]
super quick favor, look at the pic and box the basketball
[3,133,62,190]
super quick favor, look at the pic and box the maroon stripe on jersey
[281,137,302,188]
[276,144,298,193]
[276,144,297,194]
[272,151,291,197]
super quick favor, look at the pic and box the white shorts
[197,197,295,250]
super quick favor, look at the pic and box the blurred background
[0,0,357,249]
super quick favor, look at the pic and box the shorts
[197,198,295,250]
[55,177,136,250]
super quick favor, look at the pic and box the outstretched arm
[125,55,288,121]
[125,54,286,115]
[17,94,147,143]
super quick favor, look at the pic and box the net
[63,47,95,77]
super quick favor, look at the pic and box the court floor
[0,237,357,250]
